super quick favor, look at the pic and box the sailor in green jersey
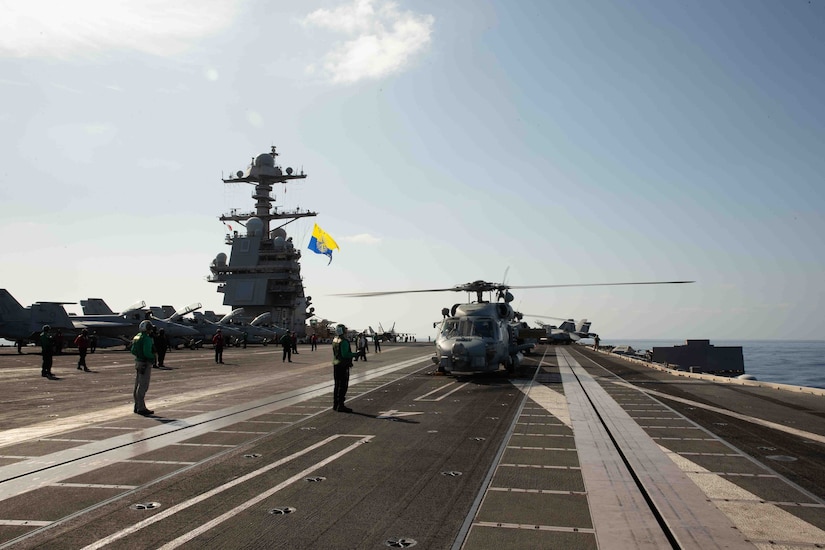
[332,324,356,412]
[131,320,156,415]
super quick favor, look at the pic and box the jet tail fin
[0,289,29,322]
[80,298,115,315]
[0,289,38,340]
[559,319,576,333]
[151,305,178,320]
[29,302,76,331]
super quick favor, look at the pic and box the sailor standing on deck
[332,324,356,412]
[280,331,292,362]
[354,332,367,362]
[74,329,91,372]
[131,320,155,416]
[39,325,55,379]
[213,328,225,364]
[153,328,169,368]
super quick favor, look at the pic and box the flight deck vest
[332,337,353,368]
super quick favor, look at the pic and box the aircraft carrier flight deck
[1,343,824,549]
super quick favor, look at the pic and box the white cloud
[204,67,220,82]
[301,0,433,84]
[246,110,264,128]
[0,0,242,59]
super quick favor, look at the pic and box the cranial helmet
[139,320,154,333]
[42,324,51,332]
[336,324,347,336]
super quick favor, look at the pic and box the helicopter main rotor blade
[330,280,694,298]
[507,281,694,290]
[330,288,459,298]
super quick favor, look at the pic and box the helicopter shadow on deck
[449,365,540,385]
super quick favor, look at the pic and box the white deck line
[80,434,373,550]
[559,347,757,549]
[558,349,675,550]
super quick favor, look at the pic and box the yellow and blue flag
[307,223,339,265]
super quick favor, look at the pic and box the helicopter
[333,278,693,375]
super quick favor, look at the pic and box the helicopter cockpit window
[441,320,460,337]
[473,319,494,338]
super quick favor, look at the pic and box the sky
[1,0,823,341]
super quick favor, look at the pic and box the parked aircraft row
[306,318,414,343]
[367,322,415,342]
[0,290,286,350]
[534,317,598,343]
[506,315,597,350]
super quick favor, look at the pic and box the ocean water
[601,340,825,390]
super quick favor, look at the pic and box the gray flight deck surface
[1,343,824,549]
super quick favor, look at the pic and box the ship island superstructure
[207,147,316,336]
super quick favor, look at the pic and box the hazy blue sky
[1,0,823,340]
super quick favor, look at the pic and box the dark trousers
[157,349,167,367]
[282,346,291,362]
[41,353,53,376]
[215,347,224,363]
[78,350,87,369]
[333,363,350,409]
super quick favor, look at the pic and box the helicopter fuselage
[432,302,528,374]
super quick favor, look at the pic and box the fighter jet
[367,322,414,342]
[0,289,68,345]
[167,303,245,347]
[2,290,198,349]
[217,308,285,345]
[535,317,598,343]
[71,298,200,346]
[0,289,136,347]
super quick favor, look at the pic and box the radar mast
[207,147,316,335]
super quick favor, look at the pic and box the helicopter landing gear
[504,357,515,375]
